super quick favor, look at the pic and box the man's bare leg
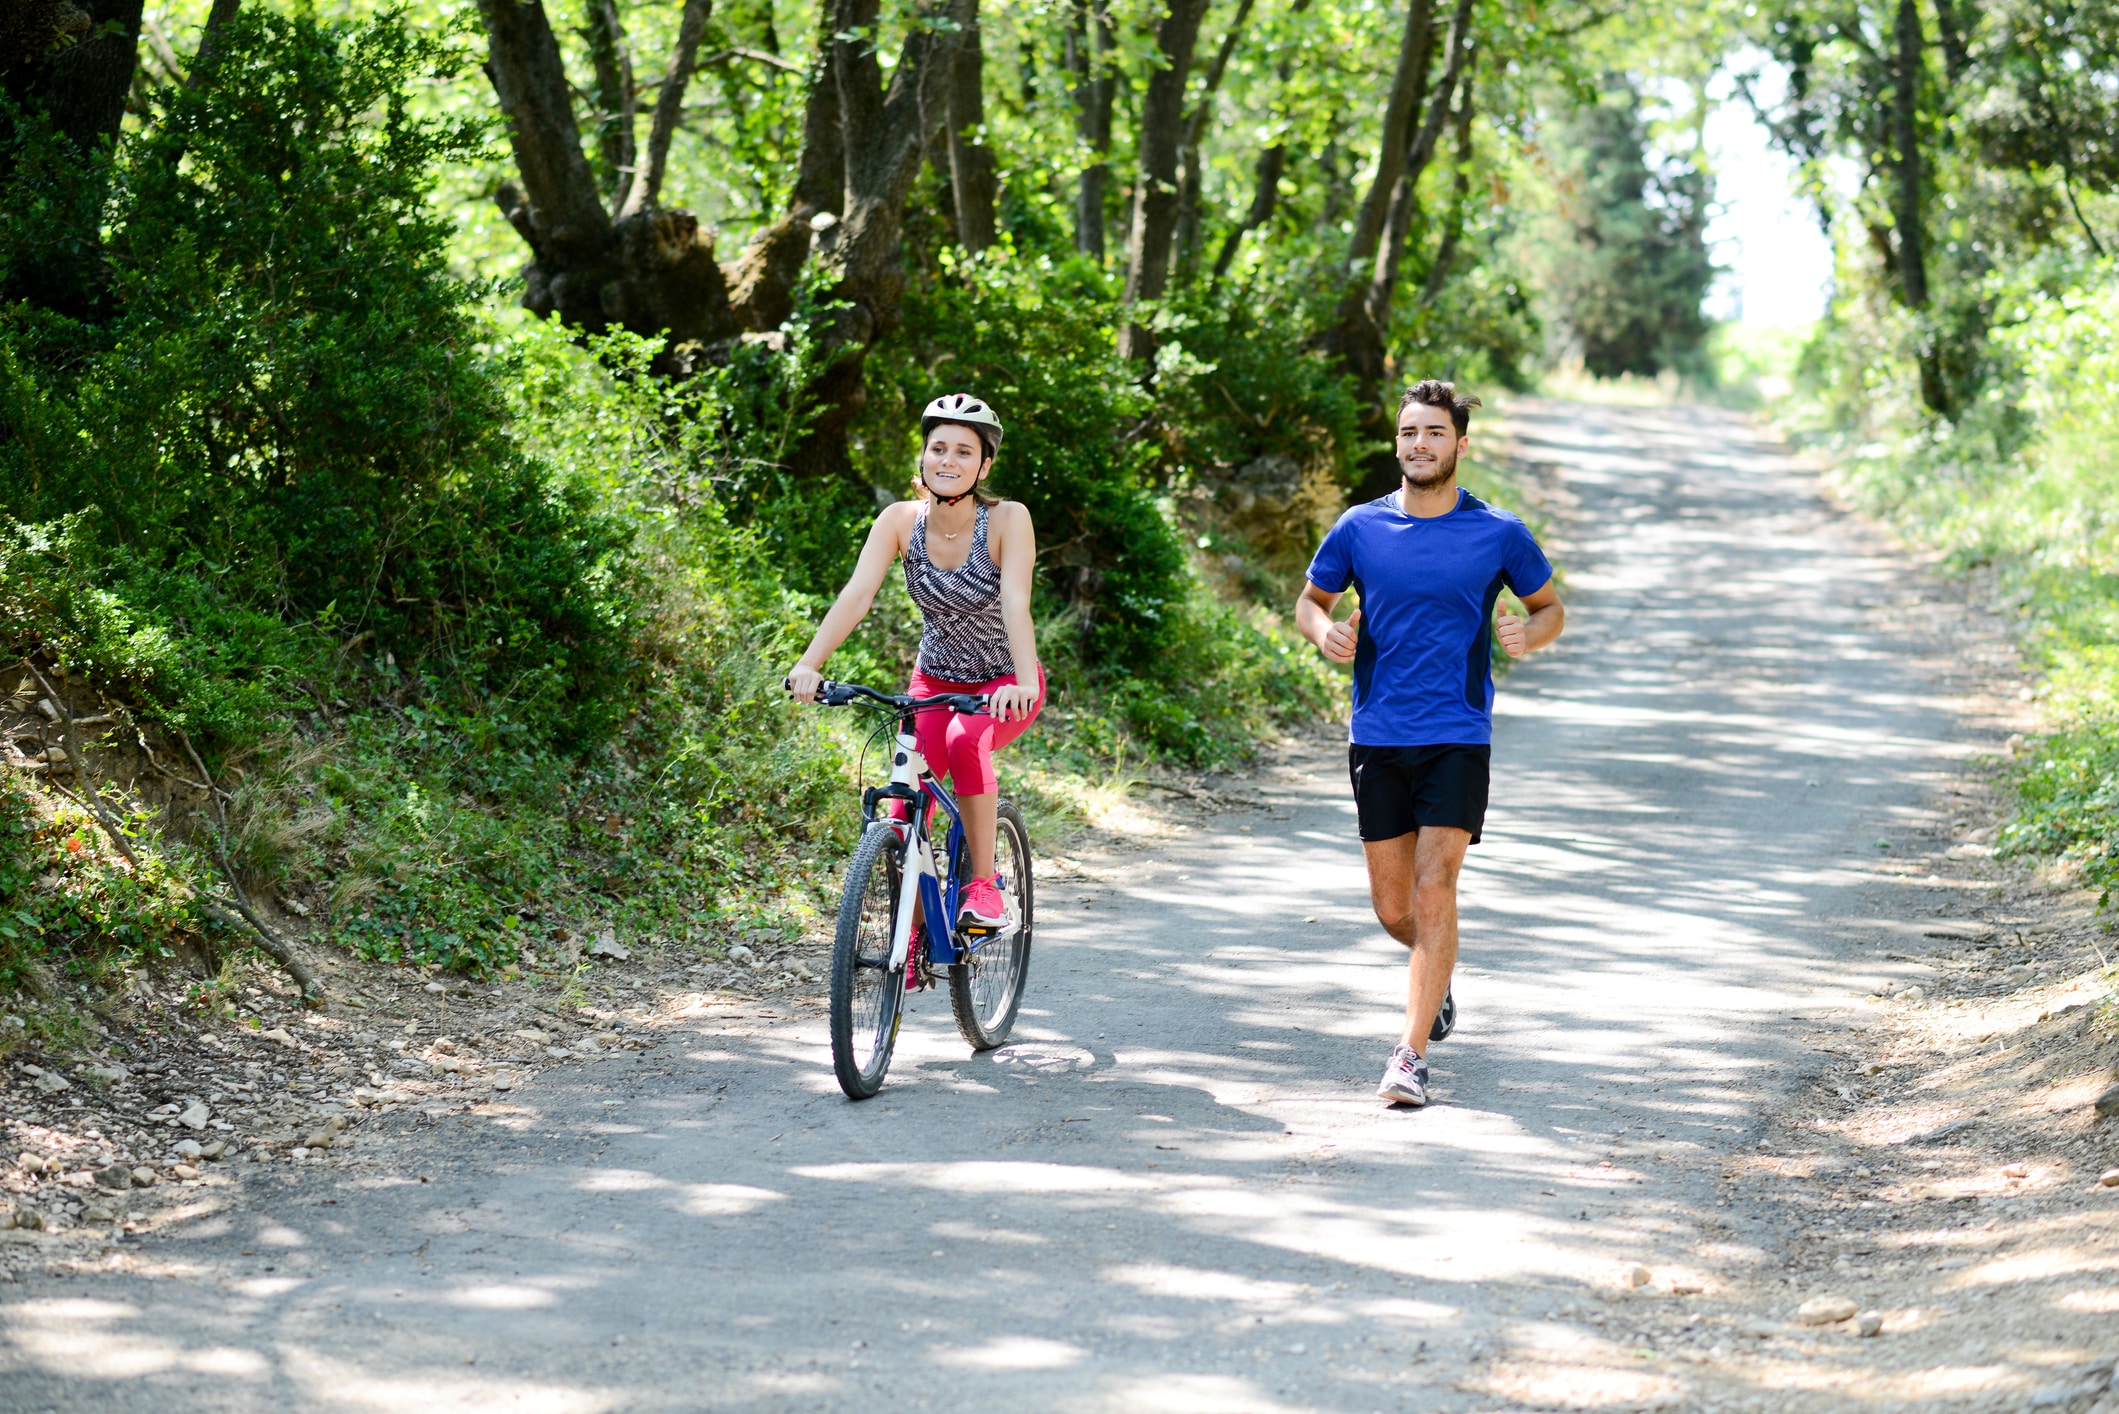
[1361,826,1472,1052]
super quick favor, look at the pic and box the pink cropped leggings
[907,665,1045,797]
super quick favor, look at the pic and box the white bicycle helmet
[920,393,1003,456]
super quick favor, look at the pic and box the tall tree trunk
[1313,0,1466,448]
[1930,0,1969,82]
[1362,0,1470,329]
[727,36,840,335]
[188,0,242,85]
[1891,0,1927,311]
[1890,0,1949,414]
[479,0,808,374]
[1172,0,1255,283]
[483,0,618,271]
[582,0,636,205]
[1,0,144,319]
[1345,0,1437,276]
[945,0,998,251]
[619,0,711,217]
[4,0,141,156]
[1208,0,1310,287]
[792,41,843,214]
[1418,58,1475,307]
[1066,0,1116,259]
[1209,142,1283,285]
[1117,0,1216,361]
[783,0,963,478]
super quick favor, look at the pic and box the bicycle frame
[867,708,1002,971]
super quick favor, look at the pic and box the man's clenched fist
[1495,608,1528,658]
[1322,608,1361,663]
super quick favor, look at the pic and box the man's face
[1395,403,1465,488]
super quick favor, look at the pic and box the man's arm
[1494,580,1563,658]
[1296,581,1360,664]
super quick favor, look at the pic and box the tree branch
[584,0,637,207]
[1066,0,1118,258]
[186,0,240,87]
[620,0,713,218]
[944,0,998,251]
[16,661,321,1002]
[1118,0,1216,359]
[1419,54,1476,305]
[1346,0,1438,273]
[172,726,324,1002]
[1208,0,1311,287]
[140,12,184,85]
[705,44,803,72]
[1365,0,1471,323]
[1174,0,1257,279]
[476,0,609,263]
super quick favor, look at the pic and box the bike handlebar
[814,681,990,715]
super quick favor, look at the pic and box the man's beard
[1400,444,1457,488]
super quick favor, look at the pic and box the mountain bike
[812,682,1034,1099]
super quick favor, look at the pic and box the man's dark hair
[1398,379,1482,436]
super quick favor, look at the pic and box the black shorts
[1348,743,1491,844]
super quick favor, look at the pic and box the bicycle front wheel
[949,798,1033,1050]
[830,822,908,1099]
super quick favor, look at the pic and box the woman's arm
[784,505,912,702]
[988,502,1041,722]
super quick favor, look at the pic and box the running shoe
[957,874,1007,930]
[1377,1045,1429,1107]
[1428,987,1456,1042]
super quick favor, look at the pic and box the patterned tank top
[903,502,1014,682]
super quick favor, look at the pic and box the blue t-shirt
[1306,488,1553,746]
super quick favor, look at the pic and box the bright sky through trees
[1704,68,1834,327]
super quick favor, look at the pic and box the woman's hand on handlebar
[989,682,1038,723]
[784,664,824,704]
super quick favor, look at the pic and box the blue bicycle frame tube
[918,777,967,966]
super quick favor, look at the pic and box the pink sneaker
[957,875,1007,930]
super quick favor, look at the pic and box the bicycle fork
[887,728,935,974]
[889,826,930,973]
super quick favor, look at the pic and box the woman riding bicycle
[784,394,1042,934]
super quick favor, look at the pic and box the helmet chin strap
[921,471,979,507]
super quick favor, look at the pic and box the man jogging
[1295,380,1563,1107]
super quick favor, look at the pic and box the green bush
[1149,289,1365,493]
[1796,254,2119,902]
[0,10,638,748]
[2006,716,2119,903]
[0,771,217,999]
[306,325,858,974]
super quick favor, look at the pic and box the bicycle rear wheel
[830,822,908,1098]
[949,799,1033,1050]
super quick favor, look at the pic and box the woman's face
[920,423,991,499]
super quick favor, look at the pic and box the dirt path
[3,399,2115,1413]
